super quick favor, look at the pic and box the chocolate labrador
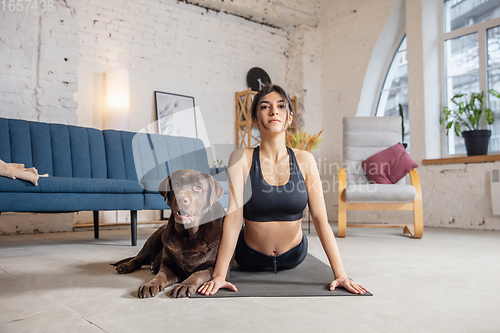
[112,169,229,298]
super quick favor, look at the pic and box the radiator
[492,169,500,216]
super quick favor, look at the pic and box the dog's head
[158,169,224,229]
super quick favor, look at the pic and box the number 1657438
[1,0,55,12]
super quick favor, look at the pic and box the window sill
[422,154,500,166]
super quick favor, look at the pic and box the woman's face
[254,91,292,133]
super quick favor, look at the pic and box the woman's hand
[330,277,367,294]
[198,276,238,296]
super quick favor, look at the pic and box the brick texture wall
[420,163,500,230]
[1,1,79,124]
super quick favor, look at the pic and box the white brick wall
[0,8,40,120]
[420,163,500,230]
[0,1,79,124]
[0,212,74,235]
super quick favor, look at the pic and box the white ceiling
[181,0,320,29]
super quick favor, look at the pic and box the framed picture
[155,91,197,138]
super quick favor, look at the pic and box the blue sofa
[0,117,227,245]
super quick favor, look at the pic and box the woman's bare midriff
[243,219,303,256]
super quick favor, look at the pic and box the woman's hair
[250,84,294,132]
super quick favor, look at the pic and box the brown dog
[112,169,228,298]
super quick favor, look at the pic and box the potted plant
[286,129,324,152]
[286,128,323,223]
[440,89,500,156]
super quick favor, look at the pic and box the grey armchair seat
[337,116,423,238]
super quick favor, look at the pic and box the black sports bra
[243,146,308,222]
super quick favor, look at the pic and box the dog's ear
[207,174,224,207]
[158,175,172,206]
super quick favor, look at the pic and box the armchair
[337,117,423,238]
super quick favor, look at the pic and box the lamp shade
[105,68,130,130]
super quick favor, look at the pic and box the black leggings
[234,229,308,274]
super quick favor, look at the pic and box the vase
[462,130,491,156]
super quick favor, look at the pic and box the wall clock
[246,67,271,91]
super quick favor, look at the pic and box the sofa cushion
[0,118,109,179]
[361,143,418,184]
[132,133,211,184]
[0,176,143,194]
[103,130,134,181]
[0,193,143,212]
[345,183,416,202]
[143,192,170,210]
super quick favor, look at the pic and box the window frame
[440,0,500,157]
[374,30,407,117]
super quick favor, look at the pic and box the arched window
[376,36,409,148]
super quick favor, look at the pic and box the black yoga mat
[190,254,372,298]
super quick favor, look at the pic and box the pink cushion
[361,143,418,184]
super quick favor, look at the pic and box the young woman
[198,84,366,295]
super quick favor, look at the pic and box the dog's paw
[116,261,138,274]
[169,283,197,298]
[138,280,165,298]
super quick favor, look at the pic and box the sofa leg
[131,210,137,246]
[93,211,99,239]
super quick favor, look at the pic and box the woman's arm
[211,212,242,280]
[198,148,248,295]
[301,151,367,294]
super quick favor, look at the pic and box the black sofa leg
[131,210,137,246]
[93,211,99,239]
